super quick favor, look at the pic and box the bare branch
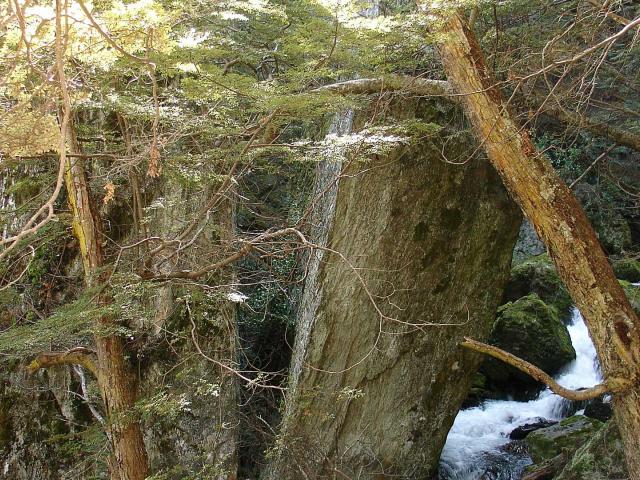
[312,75,452,97]
[28,347,99,378]
[461,337,631,401]
[587,0,633,27]
[569,145,615,189]
[541,103,640,152]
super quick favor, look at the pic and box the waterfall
[439,308,602,479]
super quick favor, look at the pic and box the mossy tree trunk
[64,124,149,480]
[435,11,640,479]
[265,104,520,478]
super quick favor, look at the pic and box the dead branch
[144,227,302,281]
[461,337,632,401]
[28,347,99,378]
[587,0,633,27]
[312,75,452,97]
[541,103,640,152]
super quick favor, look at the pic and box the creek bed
[438,308,601,479]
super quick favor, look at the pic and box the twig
[569,145,615,189]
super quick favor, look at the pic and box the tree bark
[64,126,149,480]
[435,11,640,478]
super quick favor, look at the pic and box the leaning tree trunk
[265,102,520,479]
[64,128,149,480]
[435,10,640,478]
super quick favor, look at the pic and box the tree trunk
[64,128,149,480]
[435,11,640,478]
[265,103,520,478]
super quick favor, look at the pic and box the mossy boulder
[526,415,603,463]
[554,420,628,480]
[590,210,632,255]
[621,280,640,316]
[613,258,640,283]
[503,255,573,320]
[481,294,575,396]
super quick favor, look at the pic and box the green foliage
[0,289,103,358]
[137,390,192,422]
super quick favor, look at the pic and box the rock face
[265,103,521,479]
[0,179,239,479]
[512,220,546,264]
[524,417,628,480]
[481,294,575,396]
[0,365,98,479]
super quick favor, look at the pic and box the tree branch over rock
[461,337,631,401]
[314,76,640,152]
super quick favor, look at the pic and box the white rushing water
[439,308,602,480]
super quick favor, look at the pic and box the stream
[438,307,602,479]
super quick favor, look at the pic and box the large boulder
[503,255,573,320]
[264,104,521,479]
[526,415,603,463]
[481,294,575,397]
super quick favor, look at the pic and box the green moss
[503,254,573,319]
[555,420,627,480]
[613,258,640,282]
[482,294,575,388]
[526,415,603,463]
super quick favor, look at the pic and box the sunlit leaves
[0,109,59,157]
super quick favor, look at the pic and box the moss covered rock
[554,420,628,480]
[621,281,640,316]
[503,255,573,320]
[481,294,575,395]
[526,415,603,463]
[613,258,640,283]
[590,210,632,255]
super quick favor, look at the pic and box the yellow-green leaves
[0,109,60,157]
